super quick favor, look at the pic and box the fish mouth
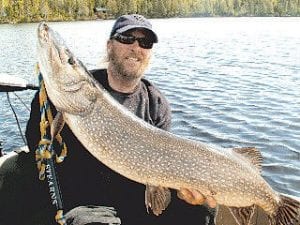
[37,22,49,43]
[38,22,49,42]
[37,22,69,65]
[37,23,91,92]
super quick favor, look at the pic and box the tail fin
[268,194,300,225]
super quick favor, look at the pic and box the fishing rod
[0,73,66,224]
[0,73,38,148]
[0,73,39,92]
[0,140,3,157]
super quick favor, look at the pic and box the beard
[108,47,150,81]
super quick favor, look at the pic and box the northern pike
[37,22,300,225]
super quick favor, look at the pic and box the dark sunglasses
[111,33,154,49]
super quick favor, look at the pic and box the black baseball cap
[110,14,158,43]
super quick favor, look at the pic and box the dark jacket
[0,69,215,225]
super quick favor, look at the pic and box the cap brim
[116,25,158,43]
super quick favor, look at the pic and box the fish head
[37,22,98,115]
[38,22,71,84]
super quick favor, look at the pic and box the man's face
[107,29,152,81]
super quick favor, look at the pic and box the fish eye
[68,57,75,65]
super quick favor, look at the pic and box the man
[0,14,215,225]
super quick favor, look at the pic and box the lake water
[0,17,299,197]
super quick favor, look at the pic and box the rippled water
[0,17,299,197]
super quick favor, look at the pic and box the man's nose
[131,39,140,48]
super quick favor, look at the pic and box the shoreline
[1,14,299,25]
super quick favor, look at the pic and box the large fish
[37,22,300,225]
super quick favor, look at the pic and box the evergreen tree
[0,0,299,23]
[107,0,118,15]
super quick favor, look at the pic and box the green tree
[116,0,128,15]
[0,0,4,17]
[128,0,138,13]
[158,0,167,16]
[87,0,96,16]
[107,0,118,15]
[233,0,241,15]
[76,0,89,17]
[1,0,300,24]
[178,0,189,16]
[139,0,149,14]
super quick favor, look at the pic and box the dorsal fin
[232,147,263,171]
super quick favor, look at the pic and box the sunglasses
[111,33,154,49]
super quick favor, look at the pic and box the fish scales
[37,22,300,225]
[65,84,277,210]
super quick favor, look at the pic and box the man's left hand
[177,188,217,208]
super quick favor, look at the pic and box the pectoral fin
[50,111,65,141]
[228,205,256,225]
[145,184,171,216]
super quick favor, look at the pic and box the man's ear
[107,40,112,54]
[107,40,112,48]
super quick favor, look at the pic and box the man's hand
[65,205,121,225]
[177,188,217,208]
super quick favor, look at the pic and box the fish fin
[50,111,65,140]
[268,193,300,225]
[232,147,263,171]
[145,184,171,216]
[228,205,256,225]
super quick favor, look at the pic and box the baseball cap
[110,14,158,43]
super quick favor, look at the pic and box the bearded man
[0,14,215,225]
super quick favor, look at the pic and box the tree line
[0,0,299,24]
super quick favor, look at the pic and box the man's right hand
[65,205,121,225]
